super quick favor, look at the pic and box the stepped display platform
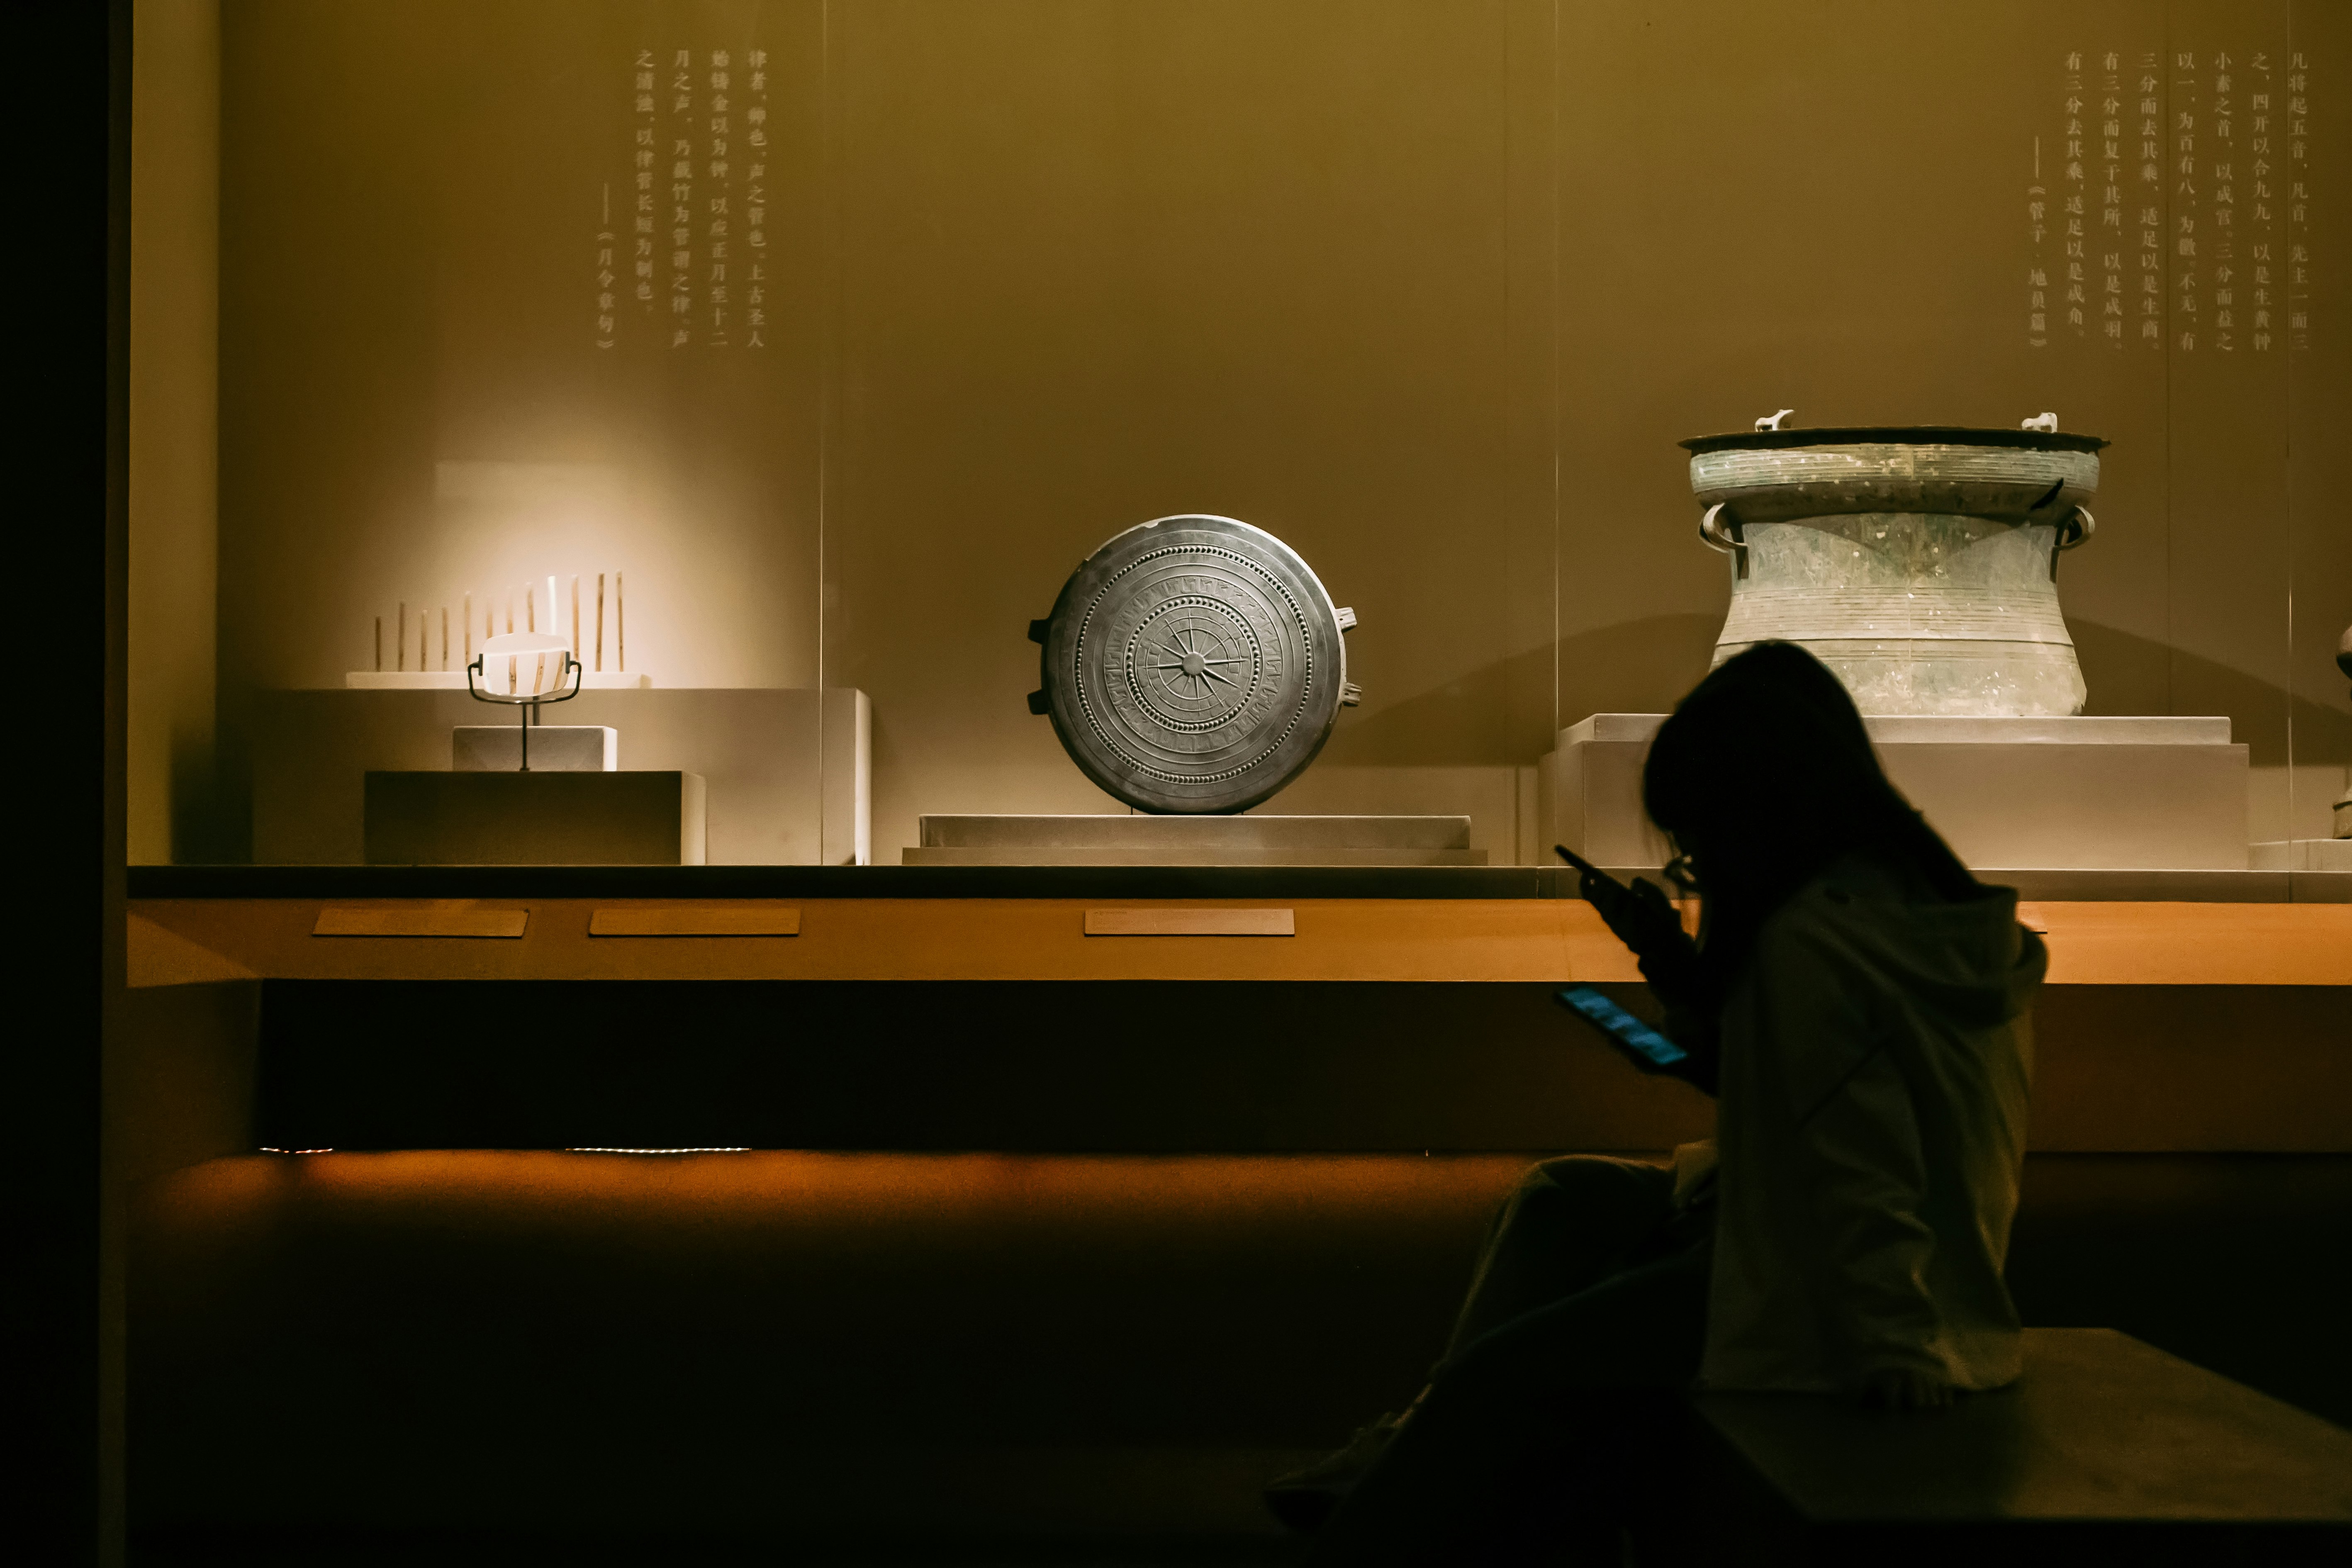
[903,813,1487,867]
[1544,713,2348,902]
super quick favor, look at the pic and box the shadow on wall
[1313,614,2350,771]
[2073,620,2351,767]
[1320,615,1720,768]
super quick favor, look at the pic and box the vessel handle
[1698,502,1750,578]
[2049,506,2094,582]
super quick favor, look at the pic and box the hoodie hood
[1780,860,2048,1030]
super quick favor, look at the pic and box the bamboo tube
[463,593,472,664]
[616,572,625,672]
[397,602,407,672]
[595,574,606,672]
[374,617,382,672]
[440,607,449,671]
[570,575,581,663]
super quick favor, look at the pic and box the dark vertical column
[16,2,131,1562]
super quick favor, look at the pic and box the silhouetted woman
[1272,640,2048,1563]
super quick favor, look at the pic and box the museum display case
[122,0,2347,898]
[103,6,2352,1558]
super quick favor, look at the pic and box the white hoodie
[1697,856,2047,1393]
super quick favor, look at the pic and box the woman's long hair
[1642,641,1979,989]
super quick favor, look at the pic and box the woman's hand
[1584,874,1702,999]
[1858,1367,1954,1411]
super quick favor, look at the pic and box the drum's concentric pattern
[1028,515,1357,813]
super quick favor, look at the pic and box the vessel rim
[1681,426,2108,455]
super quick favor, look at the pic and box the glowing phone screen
[1556,985,1688,1069]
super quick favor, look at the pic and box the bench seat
[1674,1328,2352,1566]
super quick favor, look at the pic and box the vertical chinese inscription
[2251,51,2277,350]
[2175,50,2200,351]
[2288,51,2313,351]
[2213,52,2238,351]
[601,44,774,351]
[594,187,617,349]
[2026,127,2048,345]
[2062,51,2089,338]
[746,50,770,349]
[633,52,657,321]
[2030,41,2313,355]
[2098,51,2125,347]
[2137,53,2162,345]
[706,50,733,348]
[670,49,696,346]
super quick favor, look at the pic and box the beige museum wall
[1544,0,2348,855]
[821,0,1558,862]
[824,0,2347,861]
[137,0,2347,863]
[128,0,221,864]
[2290,0,2352,845]
[201,0,828,858]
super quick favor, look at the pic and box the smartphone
[1556,984,1688,1071]
[1555,843,1641,925]
[1552,842,1618,889]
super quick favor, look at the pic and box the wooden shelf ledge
[128,898,2351,987]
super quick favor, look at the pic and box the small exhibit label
[589,907,800,937]
[1083,907,1295,937]
[313,907,529,938]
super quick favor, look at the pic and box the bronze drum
[1027,514,1359,814]
[1684,423,2105,716]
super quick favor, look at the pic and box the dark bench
[1664,1328,2352,1566]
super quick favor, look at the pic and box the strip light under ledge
[565,1146,752,1155]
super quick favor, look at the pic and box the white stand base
[2251,838,2352,873]
[252,689,869,865]
[904,813,1487,867]
[1544,714,2251,873]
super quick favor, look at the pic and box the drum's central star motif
[1154,627,1241,698]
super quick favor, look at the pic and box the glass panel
[2289,0,2350,870]
[820,0,1556,868]
[125,0,2330,880]
[1556,0,2295,877]
[138,0,832,865]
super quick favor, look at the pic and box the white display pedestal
[2252,838,2352,872]
[251,688,869,865]
[903,814,1486,867]
[1543,713,2257,878]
